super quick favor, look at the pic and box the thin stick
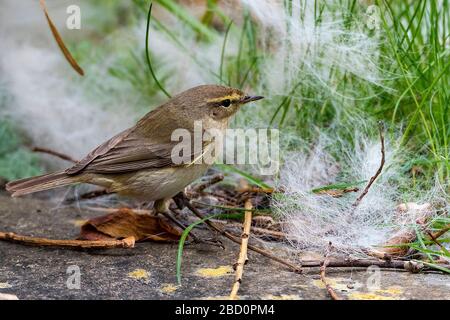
[189,174,224,194]
[230,199,253,300]
[0,232,135,249]
[63,189,110,203]
[85,207,154,215]
[352,122,385,208]
[300,259,449,272]
[31,146,77,163]
[39,0,84,76]
[320,243,340,300]
[185,201,302,273]
[237,187,275,194]
[214,221,286,241]
[430,224,450,240]
[426,230,447,251]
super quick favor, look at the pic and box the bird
[6,85,263,215]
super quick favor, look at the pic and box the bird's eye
[221,99,231,108]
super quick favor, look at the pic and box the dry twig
[189,174,224,194]
[217,222,285,241]
[426,230,448,252]
[320,243,340,300]
[63,189,111,203]
[430,223,450,240]
[31,146,77,163]
[85,207,154,215]
[229,199,253,300]
[352,122,385,208]
[300,258,448,272]
[0,231,135,249]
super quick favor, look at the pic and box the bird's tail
[6,171,75,197]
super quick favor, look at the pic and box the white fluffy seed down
[273,133,448,255]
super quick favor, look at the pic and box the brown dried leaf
[369,230,416,258]
[79,208,182,242]
[39,0,84,76]
[369,202,435,258]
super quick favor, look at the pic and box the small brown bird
[6,85,263,213]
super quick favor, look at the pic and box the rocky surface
[0,193,449,300]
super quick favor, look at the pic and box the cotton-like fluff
[0,0,136,166]
[241,0,388,95]
[273,132,412,255]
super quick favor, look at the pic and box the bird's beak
[240,95,264,104]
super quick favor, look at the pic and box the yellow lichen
[312,277,358,291]
[264,294,301,300]
[204,296,231,300]
[349,292,397,300]
[161,284,178,294]
[375,287,403,296]
[348,286,403,300]
[128,269,149,280]
[71,219,87,227]
[0,282,12,289]
[196,266,233,278]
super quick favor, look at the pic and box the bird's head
[168,85,264,124]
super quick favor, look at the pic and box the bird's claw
[173,191,190,210]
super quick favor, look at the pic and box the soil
[0,192,448,300]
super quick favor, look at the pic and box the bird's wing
[65,126,207,175]
[65,127,135,175]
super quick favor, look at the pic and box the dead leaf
[79,208,182,242]
[369,202,434,258]
[369,230,416,257]
[39,0,84,76]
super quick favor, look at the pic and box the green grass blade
[216,164,272,189]
[219,20,233,85]
[419,260,450,274]
[311,180,367,193]
[176,212,243,285]
[155,0,217,41]
[145,2,171,98]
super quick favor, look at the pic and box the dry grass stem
[229,199,253,300]
[0,231,135,249]
[39,0,84,76]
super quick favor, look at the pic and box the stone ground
[0,192,449,300]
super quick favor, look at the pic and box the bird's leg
[154,198,194,239]
[154,198,215,246]
[172,192,224,248]
[173,191,190,209]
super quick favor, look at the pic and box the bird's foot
[173,191,190,210]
